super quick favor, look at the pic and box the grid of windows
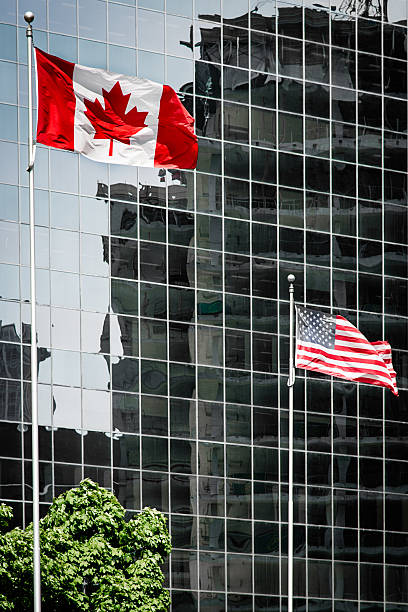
[0,0,408,610]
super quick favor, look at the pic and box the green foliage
[0,479,171,611]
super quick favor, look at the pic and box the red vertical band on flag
[154,85,198,169]
[35,48,76,151]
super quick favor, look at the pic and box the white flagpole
[24,11,41,611]
[287,274,296,612]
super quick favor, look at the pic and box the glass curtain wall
[0,0,407,610]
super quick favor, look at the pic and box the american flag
[295,307,398,396]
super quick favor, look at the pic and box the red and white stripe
[296,314,398,396]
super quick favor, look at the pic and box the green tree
[0,479,171,611]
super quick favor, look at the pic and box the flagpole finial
[24,11,34,23]
[287,274,295,284]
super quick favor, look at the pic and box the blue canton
[297,307,336,349]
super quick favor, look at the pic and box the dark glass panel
[308,526,332,560]
[252,107,276,150]
[333,416,357,455]
[110,201,138,239]
[171,550,198,590]
[252,182,277,224]
[384,169,407,206]
[252,258,277,300]
[279,112,303,153]
[279,152,303,189]
[359,456,383,490]
[332,196,356,236]
[332,162,355,197]
[254,556,280,596]
[196,173,222,214]
[332,121,356,162]
[384,131,407,172]
[139,241,166,283]
[196,138,222,175]
[252,148,276,184]
[332,87,356,124]
[358,166,382,202]
[224,218,250,255]
[225,254,250,295]
[358,17,381,54]
[227,553,252,593]
[253,333,276,374]
[140,359,167,396]
[358,239,382,275]
[305,42,329,84]
[223,66,249,104]
[384,278,408,317]
[142,471,168,512]
[83,431,111,466]
[224,141,249,180]
[384,204,407,246]
[142,436,168,471]
[139,205,165,242]
[199,516,224,551]
[333,489,357,528]
[332,236,356,271]
[305,157,330,193]
[170,398,195,439]
[140,319,167,360]
[198,401,223,442]
[306,231,330,267]
[141,395,167,436]
[384,57,407,100]
[168,210,194,247]
[223,25,248,68]
[225,329,251,370]
[279,227,303,263]
[331,15,355,49]
[169,286,194,322]
[171,474,196,514]
[384,97,407,133]
[111,237,138,280]
[305,8,329,44]
[199,551,224,591]
[253,407,278,448]
[358,200,382,241]
[226,444,251,479]
[115,314,138,357]
[112,357,139,392]
[305,117,329,158]
[360,491,383,530]
[226,479,251,519]
[169,322,193,363]
[308,453,331,486]
[224,101,249,143]
[54,428,81,464]
[171,515,197,550]
[171,439,196,474]
[278,77,303,114]
[226,404,251,444]
[278,37,302,79]
[358,92,382,129]
[386,566,408,604]
[196,96,221,139]
[197,290,223,327]
[197,249,222,290]
[225,178,250,219]
[251,74,277,110]
[199,476,224,516]
[113,435,139,470]
[195,61,221,99]
[305,83,329,119]
[140,282,167,319]
[168,244,193,287]
[254,447,278,481]
[360,563,383,602]
[360,530,383,563]
[225,294,250,330]
[333,528,358,562]
[196,214,222,251]
[198,441,224,476]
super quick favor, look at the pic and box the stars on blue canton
[296,307,336,349]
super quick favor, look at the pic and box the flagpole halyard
[287,274,296,612]
[24,10,42,612]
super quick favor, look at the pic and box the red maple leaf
[83,81,149,156]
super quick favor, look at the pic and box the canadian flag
[35,48,197,169]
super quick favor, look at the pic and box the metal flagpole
[24,11,41,611]
[287,274,296,612]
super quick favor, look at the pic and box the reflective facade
[1,0,408,609]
